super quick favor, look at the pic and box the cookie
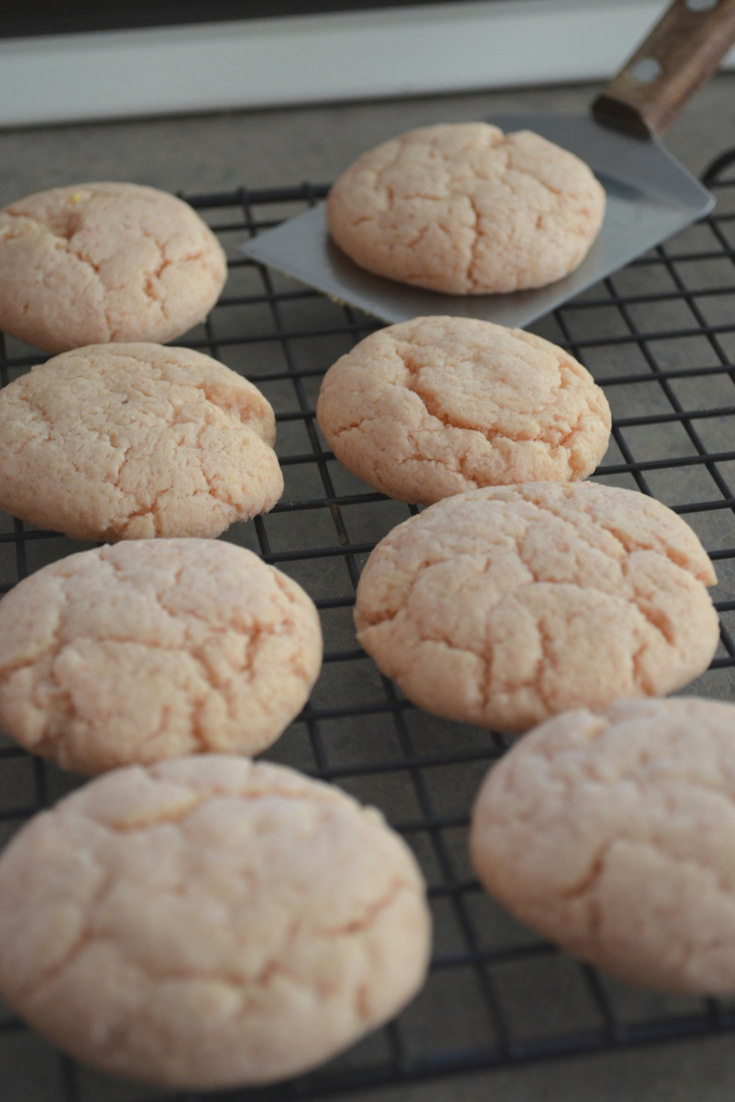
[354,482,718,733]
[470,697,735,994]
[0,755,431,1087]
[326,123,605,295]
[0,539,322,775]
[0,182,227,353]
[317,317,611,503]
[0,343,283,541]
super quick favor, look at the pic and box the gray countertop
[1,75,734,205]
[2,74,735,1102]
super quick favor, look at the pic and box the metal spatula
[243,0,735,329]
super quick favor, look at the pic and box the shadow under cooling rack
[2,151,735,1102]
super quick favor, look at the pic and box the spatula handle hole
[631,58,663,82]
[686,0,719,12]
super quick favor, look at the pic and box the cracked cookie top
[0,182,227,353]
[0,539,323,774]
[316,316,611,503]
[470,697,735,994]
[0,755,430,1087]
[354,482,718,732]
[0,342,283,541]
[326,123,606,295]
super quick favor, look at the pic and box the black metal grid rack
[2,150,735,1102]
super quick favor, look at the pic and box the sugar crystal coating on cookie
[0,756,431,1087]
[470,697,735,994]
[0,539,322,774]
[327,123,605,295]
[317,316,611,503]
[354,482,718,732]
[0,343,283,541]
[0,182,227,353]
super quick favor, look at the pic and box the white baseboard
[0,0,732,129]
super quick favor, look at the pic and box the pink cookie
[0,182,227,352]
[471,698,735,994]
[0,343,283,542]
[327,123,605,295]
[317,316,611,503]
[0,756,431,1087]
[0,539,323,775]
[354,482,719,732]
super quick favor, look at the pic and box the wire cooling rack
[2,150,735,1102]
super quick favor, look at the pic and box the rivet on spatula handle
[592,0,735,138]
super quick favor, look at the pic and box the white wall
[0,0,732,128]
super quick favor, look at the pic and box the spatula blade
[242,114,714,329]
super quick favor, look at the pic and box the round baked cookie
[354,482,719,733]
[0,343,283,541]
[326,123,605,295]
[0,755,431,1087]
[0,539,322,774]
[317,317,611,503]
[470,697,735,994]
[0,182,227,353]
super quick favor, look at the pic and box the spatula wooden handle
[592,0,735,138]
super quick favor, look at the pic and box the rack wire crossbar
[2,151,735,1102]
